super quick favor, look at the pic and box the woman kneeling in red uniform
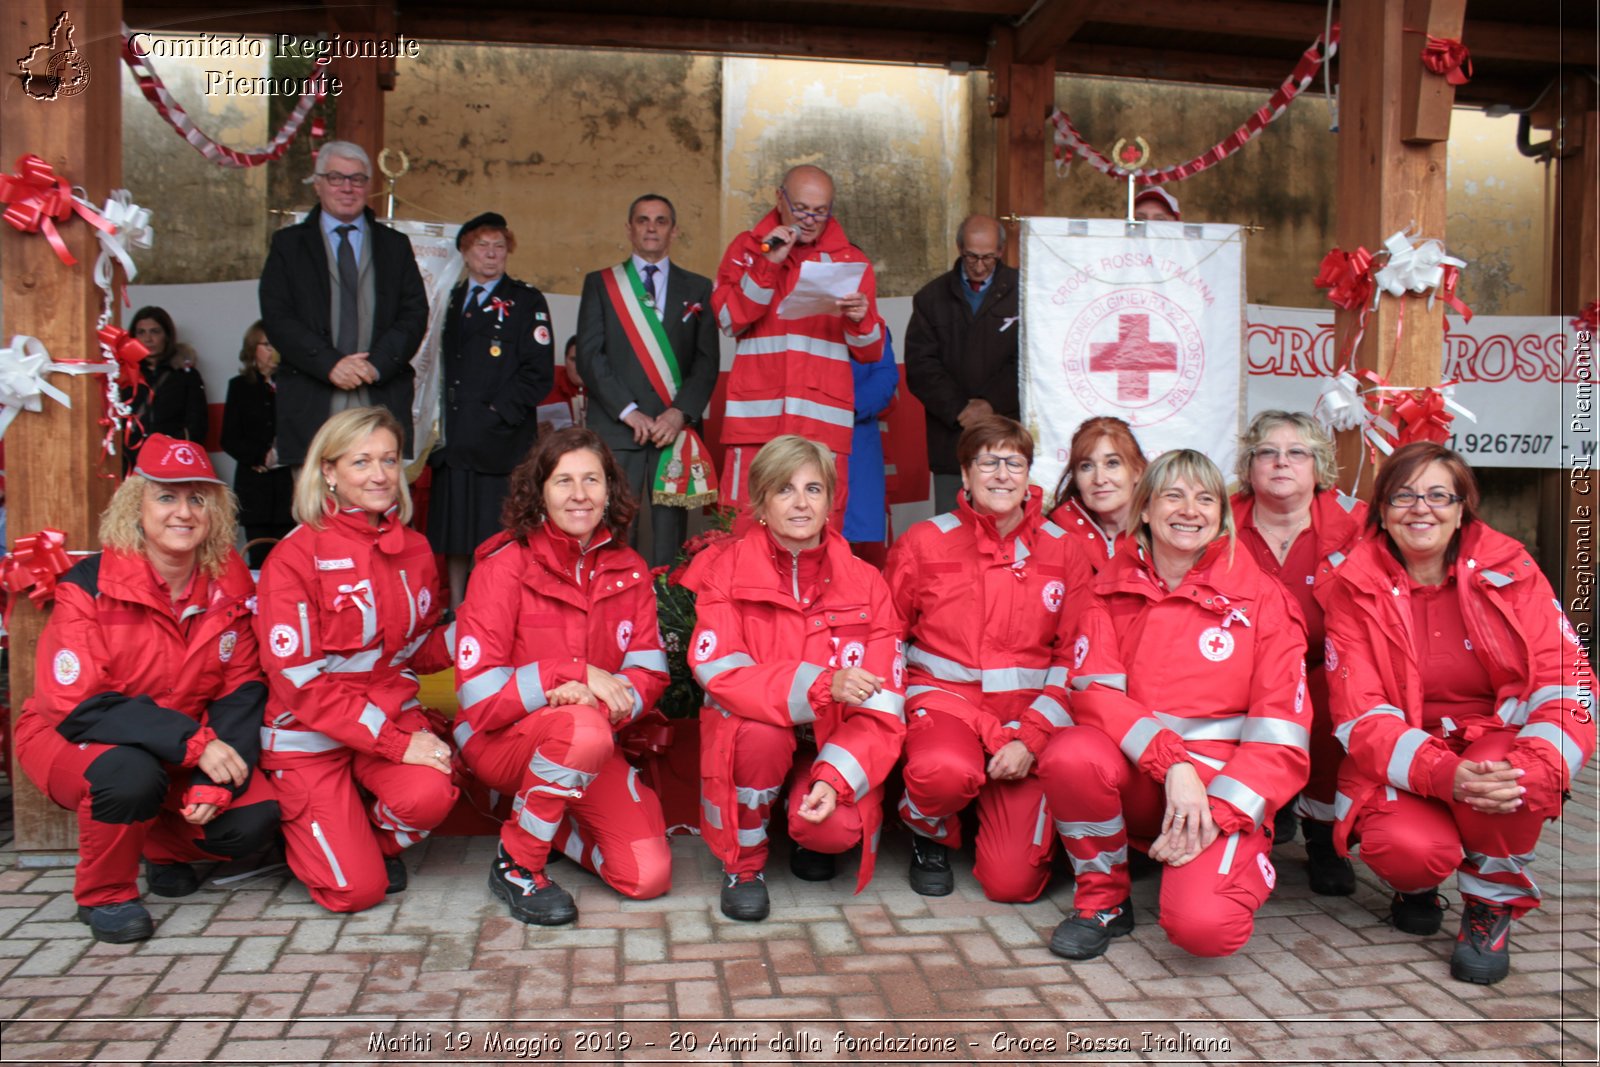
[1039,449,1309,960]
[1318,442,1594,985]
[453,427,672,926]
[683,435,905,921]
[17,435,279,943]
[255,408,458,914]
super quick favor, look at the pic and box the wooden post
[1332,0,1462,494]
[988,25,1054,267]
[333,5,396,169]
[2,0,125,852]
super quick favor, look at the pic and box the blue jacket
[844,330,900,542]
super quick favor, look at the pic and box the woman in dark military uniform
[428,212,555,604]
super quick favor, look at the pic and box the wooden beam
[1013,0,1095,65]
[332,6,393,167]
[1332,0,1452,495]
[988,25,1054,264]
[1400,0,1466,144]
[2,0,125,852]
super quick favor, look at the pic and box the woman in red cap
[254,407,458,914]
[452,427,672,926]
[1048,415,1147,575]
[16,434,279,943]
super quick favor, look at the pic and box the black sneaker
[1273,804,1299,845]
[1388,890,1446,935]
[384,855,408,895]
[76,900,154,944]
[908,835,953,897]
[488,849,577,926]
[789,844,837,882]
[720,870,770,921]
[1451,899,1514,985]
[144,860,200,898]
[1302,822,1355,896]
[1048,898,1135,960]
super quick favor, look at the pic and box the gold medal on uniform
[489,343,502,357]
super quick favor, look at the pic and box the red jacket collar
[1339,520,1531,595]
[1098,535,1264,611]
[1230,487,1367,560]
[325,503,408,555]
[956,483,1046,553]
[97,546,251,618]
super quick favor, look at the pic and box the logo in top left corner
[16,12,92,102]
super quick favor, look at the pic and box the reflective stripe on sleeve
[694,651,756,687]
[326,649,381,673]
[1118,717,1166,763]
[1386,727,1434,790]
[1240,717,1312,749]
[1516,722,1588,780]
[846,323,882,347]
[516,664,547,712]
[622,649,670,673]
[280,658,327,689]
[458,666,511,710]
[816,742,870,799]
[1071,672,1127,692]
[1029,694,1073,728]
[1207,775,1267,827]
[1333,703,1406,750]
[789,662,824,723]
[740,274,774,304]
[857,688,906,721]
[1154,711,1245,742]
[358,703,387,739]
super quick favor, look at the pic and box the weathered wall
[120,39,269,285]
[721,58,969,297]
[386,44,722,296]
[1447,109,1550,316]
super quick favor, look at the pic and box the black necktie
[467,284,483,315]
[643,264,660,308]
[335,224,359,355]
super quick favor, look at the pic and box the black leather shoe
[720,870,770,921]
[384,855,408,895]
[488,848,577,926]
[1048,898,1135,960]
[1389,890,1446,935]
[1302,821,1355,896]
[908,835,953,896]
[1273,804,1299,845]
[1451,898,1513,985]
[76,900,154,944]
[789,845,837,882]
[144,860,200,898]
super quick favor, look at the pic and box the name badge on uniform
[315,557,355,571]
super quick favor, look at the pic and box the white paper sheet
[776,260,868,319]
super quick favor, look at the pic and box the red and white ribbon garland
[120,25,328,168]
[1049,27,1339,184]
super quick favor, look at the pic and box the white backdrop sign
[1020,217,1245,497]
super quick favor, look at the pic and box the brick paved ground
[0,764,1594,1066]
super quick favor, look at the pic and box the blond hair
[1129,449,1236,564]
[292,407,412,527]
[747,435,836,516]
[100,474,239,578]
[1234,409,1339,493]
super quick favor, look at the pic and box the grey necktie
[335,224,359,355]
[643,264,660,309]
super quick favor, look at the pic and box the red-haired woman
[453,427,671,925]
[1048,416,1147,574]
[1318,441,1594,985]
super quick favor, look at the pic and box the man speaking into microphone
[711,164,885,525]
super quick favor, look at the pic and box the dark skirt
[427,465,510,555]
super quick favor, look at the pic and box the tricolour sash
[600,262,719,508]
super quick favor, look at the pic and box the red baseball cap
[1133,187,1182,220]
[134,435,225,485]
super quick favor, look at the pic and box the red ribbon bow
[682,302,704,323]
[1437,264,1473,322]
[1392,388,1455,446]
[1421,35,1472,86]
[1,527,72,625]
[1571,300,1600,335]
[0,154,115,267]
[1313,246,1375,311]
[96,325,149,394]
[487,296,511,322]
[616,711,676,765]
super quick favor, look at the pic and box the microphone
[760,233,788,254]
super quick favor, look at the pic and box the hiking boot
[1451,898,1514,985]
[1302,821,1355,896]
[76,900,154,944]
[488,848,577,926]
[789,844,837,882]
[908,835,953,896]
[144,860,200,898]
[1389,890,1446,936]
[1048,898,1135,960]
[1273,804,1299,845]
[384,855,408,895]
[720,870,770,921]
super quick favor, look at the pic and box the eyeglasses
[780,186,832,222]
[973,454,1028,474]
[1386,489,1463,508]
[317,171,370,188]
[961,252,1001,266]
[1253,446,1315,465]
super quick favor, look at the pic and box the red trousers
[724,718,875,876]
[897,706,1054,903]
[1293,670,1342,825]
[722,446,849,532]
[20,729,280,907]
[463,703,670,900]
[266,706,458,914]
[1345,728,1547,916]
[1039,725,1276,957]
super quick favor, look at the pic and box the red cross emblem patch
[693,630,717,662]
[1198,626,1233,662]
[269,624,299,658]
[1042,580,1065,614]
[840,641,865,668]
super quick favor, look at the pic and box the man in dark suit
[428,211,554,604]
[905,214,1021,513]
[258,140,428,467]
[577,194,719,568]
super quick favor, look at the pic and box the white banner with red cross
[1019,218,1246,498]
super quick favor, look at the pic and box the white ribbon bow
[92,190,154,298]
[0,336,72,441]
[1312,370,1365,432]
[1373,228,1465,302]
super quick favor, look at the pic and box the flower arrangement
[651,513,737,718]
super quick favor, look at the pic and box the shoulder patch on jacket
[60,555,103,598]
[927,513,962,534]
[1039,521,1066,539]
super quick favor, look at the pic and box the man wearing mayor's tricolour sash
[577,194,720,568]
